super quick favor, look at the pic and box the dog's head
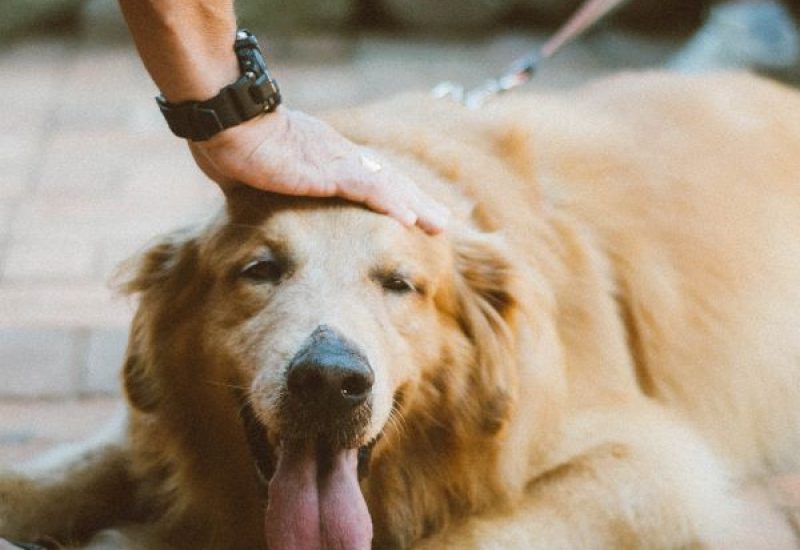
[122,182,521,547]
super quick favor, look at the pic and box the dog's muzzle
[280,324,374,447]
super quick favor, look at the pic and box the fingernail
[427,206,450,232]
[397,208,418,227]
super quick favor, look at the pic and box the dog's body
[2,72,800,549]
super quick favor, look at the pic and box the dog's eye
[381,276,417,294]
[240,258,284,283]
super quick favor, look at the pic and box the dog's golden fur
[2,72,800,549]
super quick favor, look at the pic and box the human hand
[189,107,449,234]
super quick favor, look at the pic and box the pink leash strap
[433,0,630,107]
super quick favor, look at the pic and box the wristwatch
[156,29,282,142]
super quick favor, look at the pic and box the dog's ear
[451,228,518,435]
[115,229,202,413]
[123,318,161,413]
[116,229,200,297]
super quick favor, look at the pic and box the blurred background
[0,0,798,466]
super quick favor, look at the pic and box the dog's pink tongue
[264,442,372,550]
[264,441,320,549]
[319,449,372,549]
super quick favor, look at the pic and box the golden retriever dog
[1,72,800,549]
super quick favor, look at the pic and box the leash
[434,0,629,108]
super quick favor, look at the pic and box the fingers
[351,172,449,235]
[410,188,451,235]
[338,152,450,235]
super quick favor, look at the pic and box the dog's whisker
[385,408,410,440]
[202,379,250,391]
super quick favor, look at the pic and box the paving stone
[63,46,152,97]
[1,237,96,281]
[84,328,127,394]
[0,102,51,136]
[0,133,38,165]
[97,237,158,282]
[0,328,81,397]
[11,193,205,242]
[0,283,135,329]
[35,129,166,194]
[0,162,31,202]
[0,199,14,239]
[54,49,159,132]
[0,396,120,467]
[121,148,220,197]
[0,41,71,112]
[53,99,164,133]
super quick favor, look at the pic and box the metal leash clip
[434,0,626,108]
[433,54,538,109]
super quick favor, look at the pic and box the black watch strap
[156,30,282,142]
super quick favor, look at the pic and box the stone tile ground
[0,20,798,538]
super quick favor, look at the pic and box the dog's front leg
[0,411,138,546]
[414,411,758,549]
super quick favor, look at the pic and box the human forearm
[119,0,448,234]
[118,0,239,102]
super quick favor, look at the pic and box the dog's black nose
[286,325,374,409]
